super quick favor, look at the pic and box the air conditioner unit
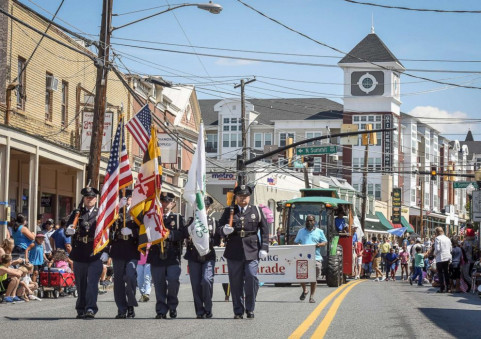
[330,154,339,161]
[46,75,59,91]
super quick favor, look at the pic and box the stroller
[39,267,77,298]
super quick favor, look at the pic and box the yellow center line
[310,280,365,338]
[288,281,356,339]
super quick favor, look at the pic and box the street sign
[340,124,358,146]
[296,146,337,156]
[472,190,481,214]
[453,182,478,189]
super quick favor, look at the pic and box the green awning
[364,214,388,233]
[375,212,393,230]
[401,216,415,233]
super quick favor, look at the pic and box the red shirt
[355,242,363,256]
[362,248,373,263]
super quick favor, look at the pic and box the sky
[20,0,481,142]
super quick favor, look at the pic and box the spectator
[371,236,383,281]
[1,238,24,267]
[0,254,22,303]
[409,246,425,286]
[51,249,72,272]
[362,242,373,278]
[399,244,410,281]
[424,237,432,251]
[294,214,327,303]
[434,227,452,293]
[380,237,391,273]
[410,238,423,277]
[450,238,463,293]
[42,219,55,260]
[402,235,409,247]
[354,228,363,279]
[25,233,48,283]
[137,244,151,302]
[50,218,72,254]
[385,248,399,281]
[17,265,39,301]
[11,214,35,258]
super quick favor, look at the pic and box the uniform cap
[234,185,252,196]
[81,186,99,197]
[160,192,175,202]
[204,196,214,207]
[46,218,54,224]
[120,188,133,198]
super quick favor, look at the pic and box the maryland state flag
[130,126,169,253]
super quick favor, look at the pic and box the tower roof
[465,129,474,142]
[339,33,403,67]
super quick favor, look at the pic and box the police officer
[148,192,186,319]
[65,186,108,319]
[219,185,269,319]
[185,196,220,319]
[109,189,140,319]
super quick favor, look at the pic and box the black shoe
[76,314,85,319]
[300,291,307,301]
[246,311,254,319]
[196,314,206,319]
[155,313,166,319]
[115,313,127,319]
[234,314,243,319]
[205,312,213,319]
[127,306,135,318]
[169,309,177,319]
[84,310,95,319]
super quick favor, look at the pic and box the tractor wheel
[326,245,343,287]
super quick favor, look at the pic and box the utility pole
[234,77,256,185]
[87,0,113,188]
[360,137,369,232]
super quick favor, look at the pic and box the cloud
[408,106,471,136]
[215,58,259,66]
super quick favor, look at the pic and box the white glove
[100,252,109,262]
[119,197,128,209]
[259,250,268,260]
[121,227,132,236]
[223,225,234,235]
[65,226,76,235]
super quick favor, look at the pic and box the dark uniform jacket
[147,212,186,267]
[218,204,269,261]
[184,215,220,263]
[109,208,140,261]
[67,207,101,263]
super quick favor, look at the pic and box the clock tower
[338,30,405,198]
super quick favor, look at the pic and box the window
[368,158,374,170]
[279,133,295,147]
[264,133,272,146]
[232,105,236,111]
[375,184,381,199]
[231,118,237,123]
[353,184,359,191]
[206,134,218,153]
[360,116,367,122]
[222,133,229,147]
[306,132,321,146]
[17,57,26,110]
[238,134,242,147]
[230,134,237,147]
[375,158,382,170]
[61,81,68,126]
[223,118,229,124]
[223,125,229,131]
[231,125,237,131]
[45,72,53,121]
[368,183,374,196]
[368,116,374,122]
[411,190,416,203]
[254,133,262,148]
[353,116,359,122]
[313,157,321,173]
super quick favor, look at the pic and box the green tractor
[281,189,355,287]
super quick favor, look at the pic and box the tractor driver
[335,208,347,233]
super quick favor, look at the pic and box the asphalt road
[2,277,480,338]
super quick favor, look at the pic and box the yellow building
[0,0,129,236]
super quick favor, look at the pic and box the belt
[76,235,94,244]
[235,230,257,238]
[115,233,131,241]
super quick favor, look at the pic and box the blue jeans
[412,267,423,286]
[137,263,151,296]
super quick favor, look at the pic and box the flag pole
[119,115,127,230]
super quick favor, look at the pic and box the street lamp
[467,184,475,221]
[111,2,223,31]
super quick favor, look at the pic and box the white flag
[183,123,210,256]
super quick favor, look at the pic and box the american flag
[126,104,151,152]
[94,118,132,254]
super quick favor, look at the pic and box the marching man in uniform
[219,185,269,319]
[185,196,220,319]
[148,192,186,319]
[109,189,140,319]
[66,186,108,319]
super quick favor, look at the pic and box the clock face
[351,71,384,96]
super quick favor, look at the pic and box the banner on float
[180,244,317,284]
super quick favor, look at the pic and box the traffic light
[304,156,314,167]
[430,166,437,181]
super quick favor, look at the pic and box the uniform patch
[251,214,256,219]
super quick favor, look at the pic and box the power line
[340,0,481,14]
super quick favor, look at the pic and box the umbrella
[387,227,407,237]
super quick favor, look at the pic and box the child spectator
[399,245,410,281]
[362,242,373,278]
[25,233,49,283]
[51,249,72,272]
[0,254,23,303]
[385,248,399,281]
[354,238,363,279]
[410,246,425,286]
[17,265,40,301]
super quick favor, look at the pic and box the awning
[401,216,415,233]
[363,214,388,233]
[375,211,393,230]
[390,221,402,229]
